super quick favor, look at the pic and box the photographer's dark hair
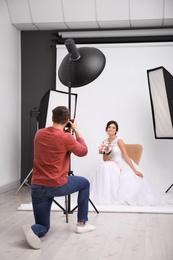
[52,106,70,124]
[105,120,119,134]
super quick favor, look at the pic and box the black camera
[66,119,74,128]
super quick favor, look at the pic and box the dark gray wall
[21,31,57,182]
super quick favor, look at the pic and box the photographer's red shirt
[31,127,88,187]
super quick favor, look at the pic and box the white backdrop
[56,42,173,193]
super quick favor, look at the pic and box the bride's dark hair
[105,120,119,134]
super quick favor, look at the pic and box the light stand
[58,38,106,214]
[15,107,40,194]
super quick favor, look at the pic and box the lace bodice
[103,137,124,162]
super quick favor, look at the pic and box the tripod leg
[71,205,78,213]
[53,199,66,212]
[65,195,68,223]
[165,184,173,193]
[15,169,33,195]
[70,198,99,214]
[53,198,68,223]
[89,198,99,214]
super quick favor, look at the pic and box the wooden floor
[0,186,173,260]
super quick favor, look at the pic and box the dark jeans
[31,175,90,237]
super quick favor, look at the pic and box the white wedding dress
[90,137,173,206]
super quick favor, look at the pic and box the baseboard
[0,180,20,194]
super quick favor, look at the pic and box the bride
[90,120,173,206]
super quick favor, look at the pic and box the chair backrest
[124,144,143,165]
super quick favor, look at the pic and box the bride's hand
[135,171,143,178]
[103,154,111,161]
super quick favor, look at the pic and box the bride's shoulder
[115,136,121,141]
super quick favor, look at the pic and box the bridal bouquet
[99,143,112,155]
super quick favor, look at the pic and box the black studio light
[58,38,106,120]
[57,38,106,214]
[39,39,106,129]
[58,38,106,88]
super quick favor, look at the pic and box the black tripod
[53,170,99,224]
[57,38,105,218]
[53,82,99,218]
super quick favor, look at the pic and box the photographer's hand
[69,119,82,139]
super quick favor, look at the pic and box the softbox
[147,66,173,139]
[38,89,77,129]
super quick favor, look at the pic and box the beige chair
[125,144,143,165]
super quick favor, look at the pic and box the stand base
[15,169,32,195]
[15,169,99,223]
[53,197,99,223]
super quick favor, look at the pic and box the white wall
[0,0,20,192]
[56,42,173,193]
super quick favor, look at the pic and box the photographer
[23,106,95,250]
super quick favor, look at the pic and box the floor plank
[0,186,173,260]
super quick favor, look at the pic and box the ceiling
[6,0,173,39]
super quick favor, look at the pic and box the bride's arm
[118,139,143,178]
